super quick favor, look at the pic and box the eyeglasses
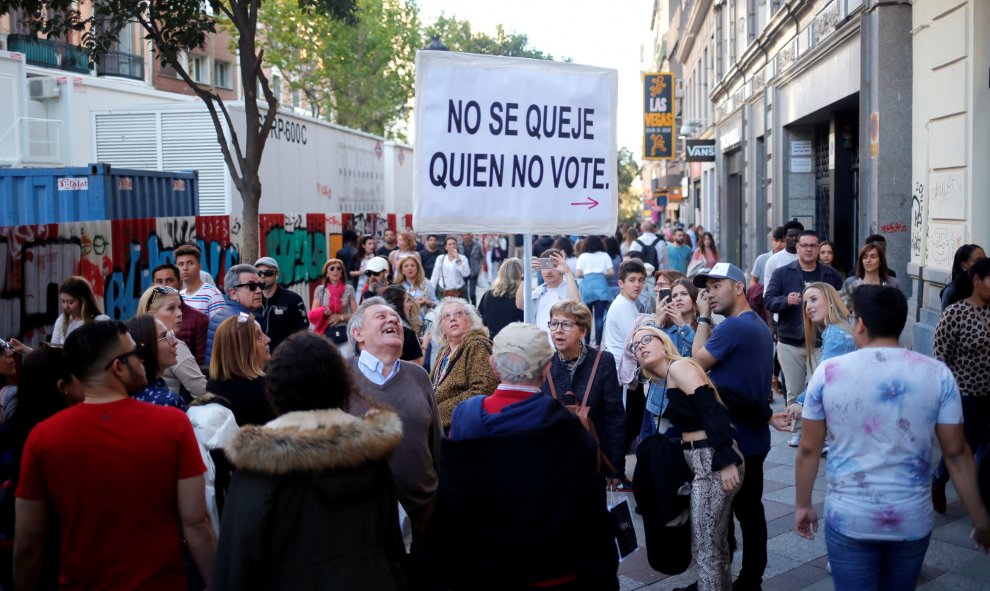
[104,343,145,370]
[797,243,819,250]
[626,334,657,354]
[257,270,277,278]
[442,309,466,322]
[233,282,265,291]
[548,320,577,332]
[157,329,177,344]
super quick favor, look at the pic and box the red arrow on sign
[570,196,600,209]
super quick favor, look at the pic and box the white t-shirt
[761,249,798,294]
[603,295,639,370]
[531,280,572,336]
[576,251,614,275]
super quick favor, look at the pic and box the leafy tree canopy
[423,14,562,61]
[617,146,643,226]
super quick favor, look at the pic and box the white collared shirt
[357,349,402,385]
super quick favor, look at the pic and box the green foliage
[257,0,421,137]
[423,14,559,61]
[617,147,643,226]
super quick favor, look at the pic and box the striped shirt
[181,282,225,317]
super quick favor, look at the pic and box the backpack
[635,235,663,269]
[546,350,620,475]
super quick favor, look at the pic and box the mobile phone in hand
[657,288,672,302]
[537,258,555,269]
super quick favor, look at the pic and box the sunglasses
[326,266,343,272]
[234,282,266,291]
[257,270,277,278]
[104,343,145,370]
[150,285,181,304]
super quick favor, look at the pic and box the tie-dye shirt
[803,347,963,541]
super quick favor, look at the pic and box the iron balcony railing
[96,50,145,81]
[6,34,90,74]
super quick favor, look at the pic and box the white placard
[413,51,619,234]
[791,140,812,156]
[790,157,812,173]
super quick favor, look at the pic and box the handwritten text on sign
[413,51,618,234]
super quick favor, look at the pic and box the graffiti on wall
[1,214,337,344]
[911,182,925,259]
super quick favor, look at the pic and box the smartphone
[537,257,555,269]
[657,288,672,302]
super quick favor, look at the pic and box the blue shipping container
[0,163,199,226]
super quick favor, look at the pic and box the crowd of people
[0,220,986,591]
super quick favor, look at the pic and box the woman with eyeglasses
[540,300,626,487]
[137,286,206,400]
[310,259,358,354]
[126,314,187,410]
[631,325,742,590]
[207,314,273,426]
[51,276,109,345]
[429,297,499,432]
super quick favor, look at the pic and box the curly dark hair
[264,332,354,415]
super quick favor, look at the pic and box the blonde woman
[631,325,742,590]
[208,313,273,426]
[51,276,109,345]
[477,257,524,338]
[396,255,437,313]
[787,283,855,427]
[388,231,422,271]
[137,285,207,399]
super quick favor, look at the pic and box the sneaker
[788,434,801,447]
[821,443,829,456]
[932,482,947,514]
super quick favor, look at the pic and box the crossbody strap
[580,349,604,408]
[547,373,559,400]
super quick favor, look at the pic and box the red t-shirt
[17,397,206,591]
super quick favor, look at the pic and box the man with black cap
[690,262,787,591]
[254,257,308,352]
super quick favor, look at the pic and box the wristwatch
[697,316,712,325]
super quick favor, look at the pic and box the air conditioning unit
[28,78,60,101]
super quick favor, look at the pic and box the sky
[415,0,654,158]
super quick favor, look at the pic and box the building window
[191,55,208,84]
[214,61,232,89]
[291,89,301,109]
[272,74,282,99]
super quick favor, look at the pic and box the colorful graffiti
[1,214,338,345]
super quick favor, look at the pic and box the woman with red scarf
[309,259,359,357]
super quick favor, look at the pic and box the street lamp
[424,35,448,51]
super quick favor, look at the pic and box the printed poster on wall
[643,72,675,161]
[412,51,619,235]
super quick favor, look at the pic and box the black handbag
[324,324,349,344]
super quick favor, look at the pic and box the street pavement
[615,397,990,590]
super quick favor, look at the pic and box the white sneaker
[788,434,801,447]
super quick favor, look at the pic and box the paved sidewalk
[616,398,990,590]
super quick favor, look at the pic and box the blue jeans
[825,524,930,590]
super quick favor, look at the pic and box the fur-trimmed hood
[225,408,403,475]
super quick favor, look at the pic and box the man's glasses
[797,243,819,250]
[104,343,145,370]
[234,282,265,291]
[257,270,277,278]
[548,320,577,332]
[627,334,657,354]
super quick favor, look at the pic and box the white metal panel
[161,111,228,215]
[94,112,158,169]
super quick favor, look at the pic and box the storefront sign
[642,72,675,160]
[685,139,716,162]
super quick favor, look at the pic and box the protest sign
[413,51,618,234]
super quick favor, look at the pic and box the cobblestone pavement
[616,397,990,590]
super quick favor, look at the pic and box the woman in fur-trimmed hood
[212,332,409,591]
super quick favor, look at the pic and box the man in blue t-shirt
[666,228,694,274]
[691,263,788,591]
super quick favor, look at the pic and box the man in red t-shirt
[13,321,215,591]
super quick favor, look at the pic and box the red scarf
[325,280,346,314]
